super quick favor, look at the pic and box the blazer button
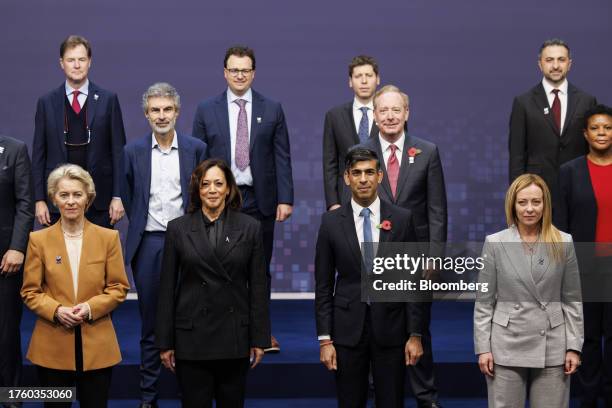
[201,281,207,286]
[514,304,520,310]
[540,330,545,336]
[229,307,234,313]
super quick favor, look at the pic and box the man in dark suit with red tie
[362,85,447,408]
[32,35,126,228]
[508,38,597,207]
[315,146,424,407]
[323,55,380,210]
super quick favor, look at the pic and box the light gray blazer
[473,226,583,368]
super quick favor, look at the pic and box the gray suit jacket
[473,226,583,368]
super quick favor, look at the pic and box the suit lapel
[376,201,393,257]
[48,222,75,302]
[215,93,232,165]
[561,84,578,140]
[176,134,192,207]
[216,210,245,263]
[187,212,231,281]
[86,82,100,129]
[369,122,379,139]
[343,103,360,144]
[340,204,363,266]
[532,84,559,136]
[53,85,67,159]
[395,136,415,200]
[76,221,95,301]
[499,227,542,302]
[137,136,153,210]
[370,137,393,202]
[250,91,265,151]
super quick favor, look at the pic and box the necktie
[71,90,81,114]
[360,207,374,275]
[234,99,249,171]
[358,106,369,142]
[551,89,561,132]
[387,144,400,198]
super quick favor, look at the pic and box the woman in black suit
[557,104,612,408]
[156,158,270,408]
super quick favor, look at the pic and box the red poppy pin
[377,220,392,231]
[407,147,422,164]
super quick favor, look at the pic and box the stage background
[1,0,611,292]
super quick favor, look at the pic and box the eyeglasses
[226,68,253,77]
[63,104,91,147]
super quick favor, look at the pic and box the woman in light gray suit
[474,173,583,407]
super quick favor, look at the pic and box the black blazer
[315,200,423,347]
[322,101,379,208]
[555,156,597,242]
[508,82,596,205]
[32,82,126,212]
[0,135,34,256]
[156,210,270,360]
[363,135,448,243]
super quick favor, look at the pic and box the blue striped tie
[358,107,369,142]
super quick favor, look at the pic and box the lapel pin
[94,94,99,101]
[0,146,4,154]
[543,107,549,115]
[225,236,230,243]
[409,157,415,164]
[56,256,62,264]
[256,117,262,123]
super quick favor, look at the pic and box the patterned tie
[387,144,400,198]
[234,98,249,170]
[360,207,374,275]
[551,89,561,132]
[358,106,369,142]
[71,90,81,114]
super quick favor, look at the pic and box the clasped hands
[55,303,91,329]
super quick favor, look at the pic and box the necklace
[62,229,83,238]
[520,233,540,254]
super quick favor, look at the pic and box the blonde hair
[47,164,96,210]
[373,84,409,110]
[505,174,563,261]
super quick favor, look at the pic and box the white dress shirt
[227,88,254,186]
[353,98,374,136]
[542,78,569,130]
[145,132,184,232]
[65,79,89,109]
[318,196,381,341]
[378,132,406,168]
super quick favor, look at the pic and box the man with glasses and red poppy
[192,45,294,353]
[32,35,126,228]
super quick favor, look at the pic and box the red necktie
[387,144,400,198]
[551,89,561,132]
[71,90,81,114]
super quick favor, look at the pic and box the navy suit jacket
[32,82,126,212]
[122,133,207,265]
[191,89,293,217]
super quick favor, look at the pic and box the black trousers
[0,272,22,388]
[175,358,250,408]
[335,308,406,408]
[36,327,112,408]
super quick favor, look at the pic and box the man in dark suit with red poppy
[362,85,447,408]
[315,146,424,407]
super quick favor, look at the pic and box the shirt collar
[353,97,374,111]
[151,131,178,150]
[541,78,568,96]
[351,196,381,219]
[227,87,253,104]
[65,79,89,96]
[378,132,406,153]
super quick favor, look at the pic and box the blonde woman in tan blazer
[21,164,129,408]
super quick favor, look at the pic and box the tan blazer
[21,221,129,371]
[473,226,583,368]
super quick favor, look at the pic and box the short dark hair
[538,38,570,59]
[188,159,242,213]
[60,35,92,58]
[224,45,256,70]
[345,146,380,171]
[348,55,379,77]
[583,104,612,129]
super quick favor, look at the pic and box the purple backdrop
[2,0,611,291]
